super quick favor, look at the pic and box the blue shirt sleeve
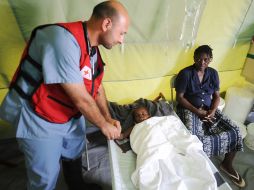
[212,69,220,91]
[29,25,83,84]
[175,69,189,93]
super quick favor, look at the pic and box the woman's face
[194,53,212,72]
[133,107,150,123]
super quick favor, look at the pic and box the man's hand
[101,122,121,140]
[106,118,121,132]
[105,118,122,139]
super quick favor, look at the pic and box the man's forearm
[60,83,121,139]
[95,85,112,120]
[61,83,107,129]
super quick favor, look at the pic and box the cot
[107,99,232,190]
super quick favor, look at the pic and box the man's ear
[102,18,112,32]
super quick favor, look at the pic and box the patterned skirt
[177,106,243,157]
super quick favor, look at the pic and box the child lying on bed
[117,106,151,140]
[117,106,217,190]
[117,93,166,140]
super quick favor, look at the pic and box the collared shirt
[0,25,86,139]
[175,64,220,108]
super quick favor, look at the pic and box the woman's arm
[176,92,207,119]
[207,90,220,117]
[206,69,220,118]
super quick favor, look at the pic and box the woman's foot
[220,164,245,188]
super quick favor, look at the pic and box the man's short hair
[92,1,118,20]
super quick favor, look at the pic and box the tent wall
[0,0,254,104]
[243,43,254,83]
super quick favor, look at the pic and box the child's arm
[118,126,134,139]
[153,92,166,102]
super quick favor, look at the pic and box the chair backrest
[170,75,177,109]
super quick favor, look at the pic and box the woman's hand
[207,109,216,118]
[202,109,216,124]
[196,108,208,119]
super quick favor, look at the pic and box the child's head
[133,106,151,123]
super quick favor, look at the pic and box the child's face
[134,107,150,123]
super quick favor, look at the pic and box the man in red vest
[0,1,130,189]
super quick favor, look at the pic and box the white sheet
[130,116,217,190]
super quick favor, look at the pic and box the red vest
[11,21,104,123]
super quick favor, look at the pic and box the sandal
[220,165,246,188]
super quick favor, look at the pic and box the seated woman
[175,45,245,188]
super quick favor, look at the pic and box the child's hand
[116,133,125,140]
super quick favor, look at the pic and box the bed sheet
[108,113,233,190]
